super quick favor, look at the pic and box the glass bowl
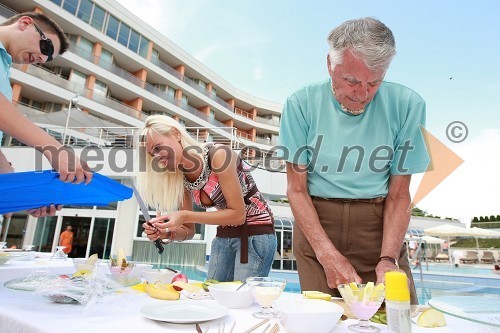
[108,259,135,275]
[338,282,385,333]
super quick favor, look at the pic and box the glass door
[89,218,115,260]
[61,216,92,258]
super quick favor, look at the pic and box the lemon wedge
[417,309,446,327]
[303,291,332,301]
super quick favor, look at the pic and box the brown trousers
[294,196,418,305]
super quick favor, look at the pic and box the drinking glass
[338,282,385,332]
[51,246,68,260]
[246,277,286,318]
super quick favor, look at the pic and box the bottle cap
[385,271,410,302]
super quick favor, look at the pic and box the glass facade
[52,0,150,59]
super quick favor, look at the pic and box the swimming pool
[161,264,500,305]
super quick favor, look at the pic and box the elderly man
[279,17,429,305]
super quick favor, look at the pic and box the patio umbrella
[466,227,500,252]
[420,235,446,244]
[424,224,469,263]
[0,170,132,214]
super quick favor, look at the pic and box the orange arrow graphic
[411,126,464,208]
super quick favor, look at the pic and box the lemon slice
[349,282,359,291]
[417,309,446,327]
[303,291,332,301]
[362,282,374,303]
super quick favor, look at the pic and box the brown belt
[216,223,275,263]
[311,196,385,204]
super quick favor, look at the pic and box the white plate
[140,300,229,323]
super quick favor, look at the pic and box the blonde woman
[139,115,277,282]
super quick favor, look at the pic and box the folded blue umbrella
[0,170,133,214]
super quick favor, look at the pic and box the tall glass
[246,277,286,318]
[338,283,385,333]
[51,246,68,260]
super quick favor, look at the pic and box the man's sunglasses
[33,23,54,62]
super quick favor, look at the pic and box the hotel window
[106,15,119,40]
[94,80,108,96]
[79,36,94,55]
[209,109,215,119]
[139,36,150,59]
[77,0,93,23]
[117,23,130,47]
[167,86,176,99]
[100,48,113,65]
[63,0,78,15]
[90,4,106,31]
[151,49,159,62]
[50,0,63,6]
[69,69,87,87]
[129,29,140,53]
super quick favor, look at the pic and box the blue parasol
[0,170,132,214]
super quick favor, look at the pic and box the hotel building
[0,0,295,269]
[0,0,463,272]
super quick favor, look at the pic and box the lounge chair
[481,251,496,264]
[434,253,449,262]
[460,251,479,264]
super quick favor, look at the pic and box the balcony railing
[69,42,230,132]
[235,107,254,120]
[13,64,146,121]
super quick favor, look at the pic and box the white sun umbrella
[424,224,469,263]
[420,235,446,244]
[467,227,500,252]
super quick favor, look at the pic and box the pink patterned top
[186,144,274,226]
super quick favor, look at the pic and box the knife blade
[131,182,164,254]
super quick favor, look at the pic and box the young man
[0,12,93,216]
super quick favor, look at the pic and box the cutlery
[228,321,236,333]
[242,319,270,333]
[268,323,280,333]
[236,281,247,291]
[196,323,203,333]
[131,182,164,254]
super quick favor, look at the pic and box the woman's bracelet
[161,230,175,244]
[177,227,189,242]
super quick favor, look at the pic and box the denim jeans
[207,233,277,282]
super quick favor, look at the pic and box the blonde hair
[137,115,203,212]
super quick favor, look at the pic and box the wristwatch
[378,256,399,268]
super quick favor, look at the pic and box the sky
[115,0,500,223]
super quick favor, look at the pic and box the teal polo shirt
[279,79,430,199]
[0,42,13,144]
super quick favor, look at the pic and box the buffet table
[0,260,497,333]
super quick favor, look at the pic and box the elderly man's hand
[27,204,62,218]
[321,251,362,289]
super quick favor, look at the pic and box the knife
[131,182,164,254]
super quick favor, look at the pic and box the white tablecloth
[0,261,498,333]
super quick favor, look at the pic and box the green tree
[472,216,479,222]
[411,207,427,217]
[490,215,496,222]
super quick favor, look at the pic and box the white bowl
[273,298,344,333]
[130,263,153,277]
[142,269,179,284]
[208,283,255,309]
